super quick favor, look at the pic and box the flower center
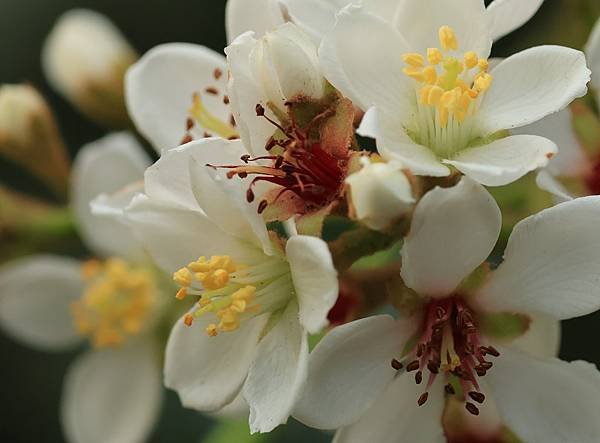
[401,26,492,158]
[211,103,348,215]
[71,258,157,348]
[391,297,499,416]
[180,68,240,143]
[173,254,292,336]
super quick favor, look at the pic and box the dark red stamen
[391,359,403,370]
[392,297,499,413]
[211,102,348,215]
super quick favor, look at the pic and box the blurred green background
[1,0,600,441]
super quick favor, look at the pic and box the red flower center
[211,103,348,215]
[391,297,499,416]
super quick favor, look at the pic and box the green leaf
[202,420,269,443]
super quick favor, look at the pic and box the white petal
[477,196,600,319]
[188,142,273,255]
[294,315,413,430]
[535,170,573,203]
[244,301,308,433]
[286,235,338,334]
[395,0,491,58]
[226,32,277,156]
[91,180,144,219]
[213,392,249,419]
[345,160,415,231]
[72,132,149,259]
[444,135,557,187]
[378,117,451,177]
[225,0,285,43]
[333,374,446,443]
[486,347,600,443]
[485,0,545,42]
[164,311,267,411]
[356,106,379,139]
[61,341,162,443]
[144,138,247,211]
[250,23,325,110]
[512,107,587,177]
[282,0,348,44]
[508,313,561,359]
[585,17,600,93]
[126,43,228,151]
[479,46,590,134]
[124,195,260,274]
[318,5,413,116]
[0,256,83,351]
[401,177,501,297]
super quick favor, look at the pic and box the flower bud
[0,84,70,198]
[345,158,415,231]
[249,23,326,113]
[42,9,138,128]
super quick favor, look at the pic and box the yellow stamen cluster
[189,93,239,140]
[174,255,258,336]
[71,259,156,348]
[402,26,493,128]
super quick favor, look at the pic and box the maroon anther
[391,359,403,370]
[396,296,500,413]
[210,102,347,216]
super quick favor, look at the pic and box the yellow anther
[423,66,437,85]
[206,324,218,336]
[201,268,230,290]
[71,259,156,348]
[464,51,478,69]
[475,73,493,91]
[231,299,247,313]
[189,93,238,140]
[440,89,459,109]
[439,26,458,51]
[184,314,194,327]
[427,86,445,106]
[81,260,102,279]
[233,286,256,301]
[402,53,425,67]
[173,268,193,287]
[176,288,188,300]
[420,85,433,104]
[478,59,489,72]
[459,91,472,113]
[427,48,443,65]
[403,67,425,82]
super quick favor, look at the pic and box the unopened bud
[0,84,70,198]
[249,23,326,113]
[345,158,415,231]
[42,9,138,128]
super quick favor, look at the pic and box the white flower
[319,0,591,186]
[294,177,600,442]
[0,133,165,443]
[42,9,138,126]
[126,1,287,152]
[119,137,338,433]
[282,0,545,44]
[345,157,415,231]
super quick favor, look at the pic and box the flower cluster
[3,0,600,442]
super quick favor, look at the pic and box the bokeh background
[1,0,600,441]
